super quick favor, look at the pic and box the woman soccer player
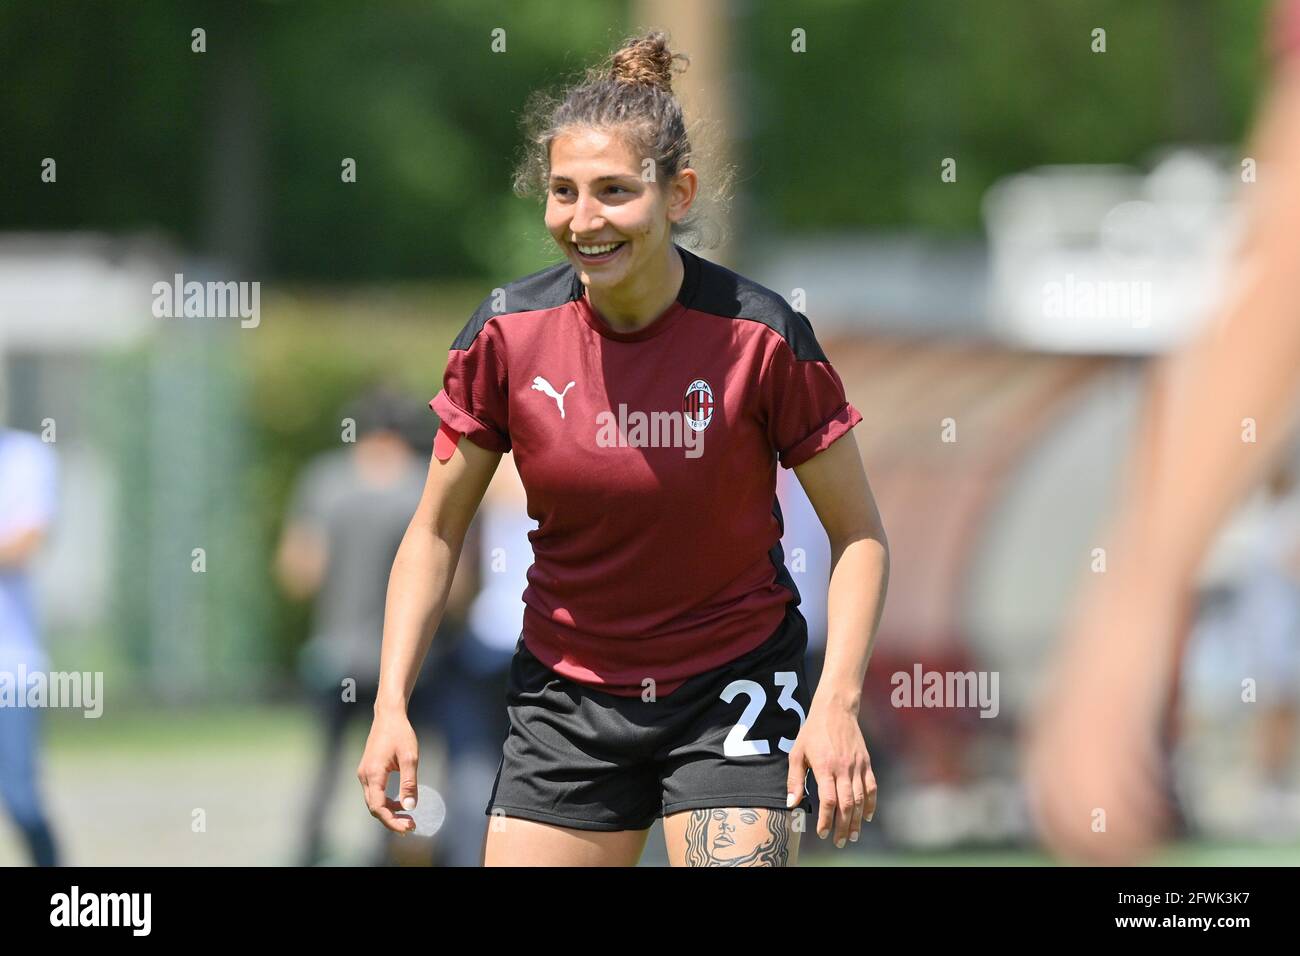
[357,30,889,867]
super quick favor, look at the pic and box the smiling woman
[357,28,889,868]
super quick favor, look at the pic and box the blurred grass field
[0,705,384,866]
[3,704,1298,866]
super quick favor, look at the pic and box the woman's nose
[571,195,605,234]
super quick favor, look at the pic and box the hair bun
[608,30,687,94]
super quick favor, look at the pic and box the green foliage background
[1,0,1274,273]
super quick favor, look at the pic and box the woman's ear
[668,168,699,222]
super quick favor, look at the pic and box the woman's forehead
[550,128,641,173]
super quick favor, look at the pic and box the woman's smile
[572,239,628,265]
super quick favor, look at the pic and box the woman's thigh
[663,807,802,867]
[482,814,651,866]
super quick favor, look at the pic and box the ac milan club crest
[683,379,714,432]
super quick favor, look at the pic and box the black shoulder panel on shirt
[449,259,579,351]
[681,245,828,362]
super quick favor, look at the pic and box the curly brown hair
[512,29,735,250]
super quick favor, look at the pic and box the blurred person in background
[275,385,473,866]
[1024,0,1300,864]
[0,381,62,867]
[1188,456,1300,833]
[1235,461,1300,825]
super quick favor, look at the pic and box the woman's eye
[551,184,628,198]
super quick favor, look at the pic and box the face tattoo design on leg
[684,808,791,867]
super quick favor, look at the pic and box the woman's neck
[587,244,684,332]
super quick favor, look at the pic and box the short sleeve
[761,321,863,469]
[429,317,512,453]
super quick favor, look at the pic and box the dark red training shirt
[430,243,862,696]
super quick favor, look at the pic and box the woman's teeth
[576,241,625,257]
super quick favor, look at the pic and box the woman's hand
[357,705,420,834]
[787,698,877,847]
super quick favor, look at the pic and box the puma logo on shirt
[532,376,576,418]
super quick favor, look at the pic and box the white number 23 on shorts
[718,672,806,757]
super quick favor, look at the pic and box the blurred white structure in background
[0,234,174,640]
[750,147,1249,356]
[0,233,170,350]
[0,232,262,700]
[750,233,989,339]
[983,147,1247,354]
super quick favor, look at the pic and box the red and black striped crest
[683,379,714,432]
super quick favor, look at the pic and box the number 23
[719,671,806,757]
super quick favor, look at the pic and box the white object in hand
[396,784,447,837]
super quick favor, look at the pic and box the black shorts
[485,603,817,831]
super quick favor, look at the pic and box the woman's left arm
[786,430,890,848]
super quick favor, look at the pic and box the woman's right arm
[357,432,503,833]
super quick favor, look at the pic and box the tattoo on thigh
[684,808,791,866]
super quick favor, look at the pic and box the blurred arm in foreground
[1023,15,1300,864]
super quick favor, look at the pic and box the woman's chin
[579,263,627,287]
